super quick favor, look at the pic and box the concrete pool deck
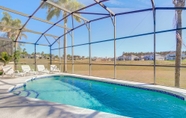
[0,74,125,118]
[1,73,186,118]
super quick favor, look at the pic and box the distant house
[182,53,186,59]
[165,52,176,60]
[92,57,102,61]
[28,54,43,59]
[144,53,164,60]
[117,55,139,61]
[36,54,42,59]
[139,55,144,61]
[156,54,165,60]
[20,54,29,58]
[165,52,186,60]
[125,55,139,61]
[74,55,81,60]
[117,55,126,61]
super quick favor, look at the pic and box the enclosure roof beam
[151,0,155,10]
[0,6,70,30]
[115,8,153,16]
[52,26,186,50]
[47,0,109,47]
[0,24,58,39]
[51,23,86,46]
[94,0,115,26]
[35,13,71,45]
[44,35,51,45]
[90,15,110,22]
[89,8,153,23]
[156,7,186,10]
[94,0,115,16]
[24,29,58,38]
[45,0,89,22]
[15,1,46,41]
[76,12,109,16]
[17,41,49,46]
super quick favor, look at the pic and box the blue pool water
[13,76,186,117]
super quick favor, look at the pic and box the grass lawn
[17,58,186,89]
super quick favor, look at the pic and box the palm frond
[47,8,61,20]
[42,0,84,23]
[19,32,27,39]
[0,12,27,41]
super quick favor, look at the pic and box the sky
[0,0,186,58]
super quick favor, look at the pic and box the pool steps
[8,76,37,92]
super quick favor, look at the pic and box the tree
[0,52,12,66]
[0,12,28,69]
[173,0,185,87]
[0,12,27,41]
[54,55,59,59]
[22,48,28,58]
[42,0,83,72]
[14,50,21,63]
[67,54,71,60]
[41,51,44,56]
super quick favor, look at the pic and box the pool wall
[9,73,186,101]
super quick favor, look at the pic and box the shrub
[0,52,13,66]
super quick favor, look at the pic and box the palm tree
[42,0,84,72]
[173,0,185,87]
[0,12,27,41]
[22,48,28,58]
[0,12,27,69]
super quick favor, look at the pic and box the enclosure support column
[50,46,52,66]
[88,23,91,76]
[153,10,156,84]
[71,15,74,73]
[151,0,156,84]
[34,44,36,71]
[58,39,61,72]
[94,0,116,78]
[12,41,14,57]
[63,26,67,73]
[114,16,116,79]
[72,37,74,74]
[13,41,17,70]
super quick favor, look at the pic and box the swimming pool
[12,75,186,117]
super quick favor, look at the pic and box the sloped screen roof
[0,0,185,46]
